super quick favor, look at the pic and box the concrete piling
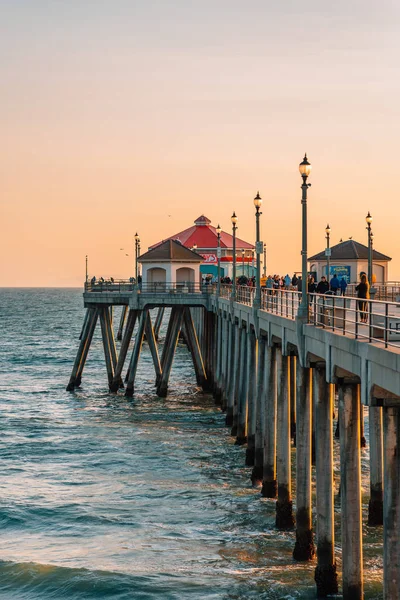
[117,306,128,341]
[235,324,248,446]
[339,380,363,600]
[251,334,266,485]
[245,329,257,465]
[314,365,338,597]
[110,309,138,392]
[368,405,384,526]
[383,406,400,600]
[275,347,294,529]
[262,344,277,498]
[293,365,315,561]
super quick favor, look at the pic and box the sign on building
[329,265,351,283]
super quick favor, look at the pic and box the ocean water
[0,288,383,599]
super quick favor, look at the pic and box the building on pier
[138,239,203,290]
[309,239,391,283]
[149,215,255,279]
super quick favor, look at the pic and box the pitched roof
[138,239,203,262]
[149,216,254,250]
[309,240,391,262]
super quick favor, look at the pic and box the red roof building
[149,215,255,278]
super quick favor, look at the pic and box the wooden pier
[67,281,400,599]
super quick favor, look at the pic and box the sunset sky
[1,0,399,286]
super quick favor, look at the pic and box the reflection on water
[0,289,383,599]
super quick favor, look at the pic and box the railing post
[384,302,389,348]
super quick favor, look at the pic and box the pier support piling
[339,379,363,600]
[125,310,147,397]
[67,307,98,390]
[117,306,128,341]
[293,365,315,561]
[235,324,248,446]
[245,329,257,465]
[368,405,384,526]
[262,345,277,498]
[110,309,137,392]
[251,335,266,485]
[383,406,400,600]
[157,307,184,397]
[314,365,338,597]
[276,347,294,529]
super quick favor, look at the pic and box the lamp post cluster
[227,193,263,306]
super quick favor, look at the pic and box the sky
[1,0,399,286]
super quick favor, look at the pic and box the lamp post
[231,212,238,300]
[366,211,373,285]
[254,191,263,308]
[241,249,245,276]
[263,243,267,277]
[85,255,88,283]
[298,154,312,318]
[216,224,222,296]
[325,224,331,281]
[134,232,140,280]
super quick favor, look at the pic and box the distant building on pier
[309,239,391,283]
[149,215,255,279]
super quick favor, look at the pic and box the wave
[0,560,223,600]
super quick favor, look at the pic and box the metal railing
[308,293,400,349]
[84,280,211,294]
[215,284,400,349]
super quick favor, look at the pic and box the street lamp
[325,224,331,282]
[298,154,312,318]
[231,212,238,300]
[134,232,140,280]
[85,255,88,283]
[366,211,373,285]
[216,224,222,296]
[254,191,263,308]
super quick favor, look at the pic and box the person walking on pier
[316,276,329,294]
[339,277,347,296]
[356,274,369,323]
[330,273,340,295]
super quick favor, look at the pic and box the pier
[67,281,400,599]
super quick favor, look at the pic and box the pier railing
[217,285,400,349]
[84,280,212,294]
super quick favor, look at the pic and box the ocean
[0,288,383,599]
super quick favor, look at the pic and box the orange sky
[1,1,399,286]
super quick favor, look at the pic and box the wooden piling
[339,380,363,600]
[110,309,138,392]
[245,329,257,465]
[293,365,315,561]
[368,406,384,525]
[383,406,400,599]
[262,344,277,498]
[314,365,338,597]
[251,334,266,485]
[276,348,294,529]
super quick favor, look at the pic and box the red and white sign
[200,254,217,264]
